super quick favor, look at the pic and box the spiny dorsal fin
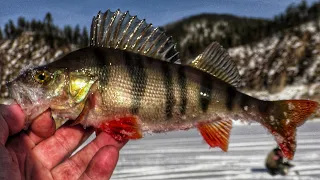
[189,42,241,87]
[90,9,180,63]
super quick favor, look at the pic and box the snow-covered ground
[78,120,320,180]
[109,120,320,180]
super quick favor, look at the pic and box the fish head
[7,66,69,125]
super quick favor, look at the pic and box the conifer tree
[64,25,73,43]
[8,20,16,38]
[73,25,80,44]
[4,24,10,38]
[44,12,53,34]
[17,17,26,30]
[0,28,3,40]
[81,27,89,47]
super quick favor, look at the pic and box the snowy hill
[229,19,320,94]
[0,32,73,100]
[164,13,272,61]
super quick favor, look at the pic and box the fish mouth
[7,81,49,121]
[7,81,32,106]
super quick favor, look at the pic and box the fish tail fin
[263,100,318,160]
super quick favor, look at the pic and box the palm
[0,104,126,180]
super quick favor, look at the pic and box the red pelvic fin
[197,119,233,152]
[98,116,143,142]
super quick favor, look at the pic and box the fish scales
[57,47,261,128]
[74,48,205,126]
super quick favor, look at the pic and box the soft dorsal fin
[90,9,180,63]
[189,42,241,87]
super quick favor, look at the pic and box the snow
[0,32,73,98]
[293,41,302,49]
[245,84,318,101]
[180,20,228,48]
[312,32,320,42]
[307,56,320,78]
[226,18,320,92]
[298,22,317,33]
[249,60,255,68]
[74,120,320,180]
[115,121,320,179]
[0,41,10,49]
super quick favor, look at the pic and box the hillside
[0,32,73,100]
[164,1,320,62]
[164,14,272,61]
[228,19,320,117]
[229,20,320,93]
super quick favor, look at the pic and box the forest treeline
[0,13,89,48]
[0,1,319,49]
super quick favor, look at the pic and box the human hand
[0,104,127,180]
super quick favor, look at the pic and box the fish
[7,9,319,160]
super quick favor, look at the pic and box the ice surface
[76,120,320,180]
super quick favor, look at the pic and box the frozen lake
[110,120,320,180]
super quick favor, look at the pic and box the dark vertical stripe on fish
[258,100,271,114]
[226,86,237,111]
[178,66,187,115]
[93,48,110,86]
[240,93,269,114]
[199,73,213,113]
[124,52,147,114]
[239,93,250,109]
[162,62,174,119]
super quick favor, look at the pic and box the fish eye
[34,70,51,84]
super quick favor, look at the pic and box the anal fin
[98,116,143,142]
[197,119,232,152]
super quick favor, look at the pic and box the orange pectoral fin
[197,119,233,152]
[98,116,143,142]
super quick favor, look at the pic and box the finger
[27,110,56,145]
[32,124,94,170]
[0,104,25,135]
[79,146,119,180]
[51,132,127,180]
[0,119,8,145]
[0,104,25,144]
